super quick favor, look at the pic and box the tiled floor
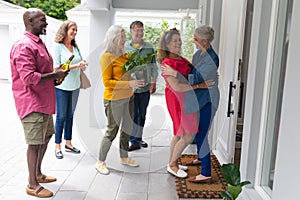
[0,80,201,200]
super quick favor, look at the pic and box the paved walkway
[0,80,198,200]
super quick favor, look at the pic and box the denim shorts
[21,112,55,145]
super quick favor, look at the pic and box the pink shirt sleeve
[12,44,42,86]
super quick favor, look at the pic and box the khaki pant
[99,97,134,161]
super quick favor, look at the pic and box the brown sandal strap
[35,186,45,195]
[41,174,46,180]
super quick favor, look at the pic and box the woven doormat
[175,154,227,199]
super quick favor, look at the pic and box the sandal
[26,185,53,198]
[187,175,212,183]
[36,174,57,183]
[184,159,201,166]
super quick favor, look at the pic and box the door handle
[238,82,244,118]
[227,81,236,117]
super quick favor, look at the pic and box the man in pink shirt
[10,8,68,198]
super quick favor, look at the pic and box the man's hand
[150,82,156,94]
[55,68,69,79]
[54,64,69,85]
[40,64,69,84]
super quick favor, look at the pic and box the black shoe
[128,144,141,151]
[55,150,63,159]
[140,140,148,148]
[65,145,81,154]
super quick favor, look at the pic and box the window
[261,0,293,195]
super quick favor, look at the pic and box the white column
[88,9,115,128]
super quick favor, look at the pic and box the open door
[213,0,252,164]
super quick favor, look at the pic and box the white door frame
[237,0,290,199]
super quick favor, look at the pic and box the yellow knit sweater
[100,52,133,100]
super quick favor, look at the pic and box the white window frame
[254,0,280,197]
[239,0,281,199]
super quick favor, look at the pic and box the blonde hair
[194,25,215,43]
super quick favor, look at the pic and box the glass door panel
[261,0,293,195]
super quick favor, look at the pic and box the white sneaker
[120,158,139,167]
[179,165,188,171]
[96,161,109,175]
[167,164,187,178]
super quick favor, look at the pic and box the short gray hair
[194,25,215,43]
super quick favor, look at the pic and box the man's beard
[42,27,47,35]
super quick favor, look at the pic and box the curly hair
[54,20,78,48]
[157,28,180,64]
[102,25,125,56]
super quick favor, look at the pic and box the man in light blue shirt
[125,21,158,151]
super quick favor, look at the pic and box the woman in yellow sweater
[96,25,145,175]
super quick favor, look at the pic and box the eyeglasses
[132,29,144,33]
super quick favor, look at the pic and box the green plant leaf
[123,52,154,72]
[240,180,251,187]
[145,53,154,62]
[228,184,242,199]
[221,190,234,200]
[221,163,241,186]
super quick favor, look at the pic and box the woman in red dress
[157,28,208,178]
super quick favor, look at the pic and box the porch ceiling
[84,0,199,11]
[112,0,199,10]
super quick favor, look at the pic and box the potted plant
[123,51,154,84]
[221,163,251,200]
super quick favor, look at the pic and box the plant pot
[135,69,148,84]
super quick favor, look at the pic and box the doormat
[175,154,227,199]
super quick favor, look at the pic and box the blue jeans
[195,103,216,177]
[130,91,150,146]
[55,88,79,144]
